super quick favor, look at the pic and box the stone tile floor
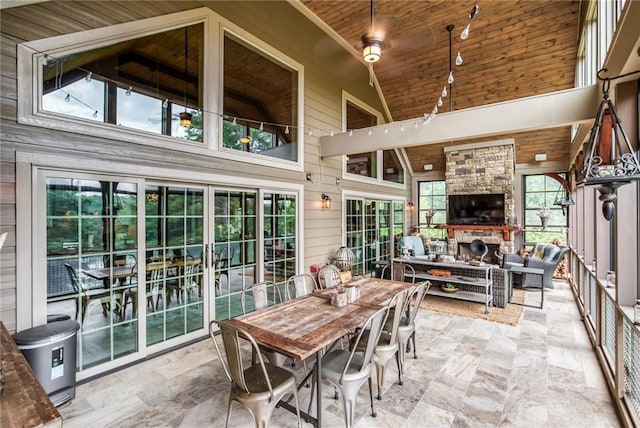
[59,279,621,427]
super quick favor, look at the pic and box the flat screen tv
[448,193,505,225]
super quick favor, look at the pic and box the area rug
[420,288,525,326]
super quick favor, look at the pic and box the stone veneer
[444,141,516,255]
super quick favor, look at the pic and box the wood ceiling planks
[303,0,580,171]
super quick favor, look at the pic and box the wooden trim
[438,224,521,241]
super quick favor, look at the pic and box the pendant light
[578,68,640,220]
[179,27,192,128]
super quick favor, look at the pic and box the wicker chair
[503,243,569,289]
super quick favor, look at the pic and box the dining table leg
[316,349,322,427]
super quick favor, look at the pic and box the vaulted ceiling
[301,0,581,171]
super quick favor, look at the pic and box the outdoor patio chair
[307,305,390,428]
[209,321,302,428]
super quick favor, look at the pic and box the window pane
[223,34,298,161]
[523,173,569,244]
[417,180,447,240]
[346,101,378,179]
[41,24,203,140]
[382,150,404,184]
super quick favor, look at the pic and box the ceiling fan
[361,0,383,63]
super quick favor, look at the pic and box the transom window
[41,23,203,141]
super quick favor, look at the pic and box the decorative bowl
[441,284,459,293]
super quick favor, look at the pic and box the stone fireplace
[443,139,516,257]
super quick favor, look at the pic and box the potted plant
[441,282,459,293]
[537,206,551,229]
[425,208,435,228]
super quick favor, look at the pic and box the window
[263,192,297,295]
[222,33,298,162]
[343,97,405,185]
[523,174,569,244]
[40,24,204,142]
[345,197,402,276]
[417,181,447,240]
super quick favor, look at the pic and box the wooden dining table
[220,277,415,427]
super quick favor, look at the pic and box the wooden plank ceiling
[301,0,580,170]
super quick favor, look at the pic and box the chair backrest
[339,305,389,382]
[64,263,82,293]
[404,281,431,325]
[286,274,319,299]
[241,282,281,314]
[382,263,416,283]
[386,288,411,344]
[209,321,274,398]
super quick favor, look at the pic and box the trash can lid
[13,319,79,345]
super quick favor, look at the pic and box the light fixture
[406,202,415,212]
[180,27,192,128]
[423,164,433,171]
[535,153,547,161]
[578,68,640,220]
[321,193,332,209]
[362,0,382,63]
[446,24,455,111]
[362,37,382,63]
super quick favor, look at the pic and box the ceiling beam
[320,85,598,158]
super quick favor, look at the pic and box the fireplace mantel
[439,224,521,241]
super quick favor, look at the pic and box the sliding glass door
[40,170,300,376]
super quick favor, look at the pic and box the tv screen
[448,193,505,225]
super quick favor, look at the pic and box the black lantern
[578,69,640,220]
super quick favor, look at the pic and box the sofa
[503,243,569,288]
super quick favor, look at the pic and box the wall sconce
[578,68,640,221]
[406,202,415,212]
[423,164,433,171]
[321,193,332,209]
[534,153,547,161]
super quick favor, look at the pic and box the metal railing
[568,249,640,426]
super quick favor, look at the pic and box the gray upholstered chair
[308,305,390,428]
[209,321,301,428]
[503,243,569,288]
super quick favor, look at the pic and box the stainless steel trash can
[13,319,79,407]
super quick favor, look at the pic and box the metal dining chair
[241,282,289,367]
[351,287,412,400]
[308,305,390,428]
[285,273,319,300]
[391,281,431,376]
[209,321,302,428]
[64,263,112,322]
[381,263,416,283]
